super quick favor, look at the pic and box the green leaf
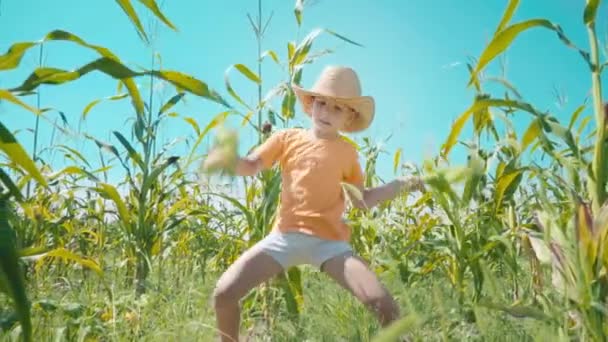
[0,42,37,71]
[0,199,32,342]
[183,117,201,136]
[115,0,149,42]
[281,88,296,119]
[234,64,261,84]
[294,0,304,26]
[324,29,364,47]
[0,169,23,201]
[442,98,543,157]
[113,131,145,170]
[494,0,520,35]
[477,299,550,321]
[158,92,185,116]
[522,119,542,151]
[56,145,92,168]
[567,104,586,130]
[469,19,556,86]
[584,0,600,25]
[260,50,281,65]
[0,89,40,114]
[151,70,231,108]
[122,79,145,116]
[0,122,47,187]
[48,166,100,182]
[371,313,425,342]
[495,171,522,211]
[136,0,177,30]
[95,183,131,226]
[340,135,360,150]
[82,93,129,119]
[38,248,103,276]
[141,157,179,196]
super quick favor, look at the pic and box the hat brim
[292,85,374,133]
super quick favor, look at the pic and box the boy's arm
[234,155,264,176]
[361,176,424,208]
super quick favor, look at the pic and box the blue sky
[1,0,607,185]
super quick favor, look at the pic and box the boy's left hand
[397,175,425,193]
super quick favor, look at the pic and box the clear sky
[1,0,607,185]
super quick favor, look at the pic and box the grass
[1,248,550,342]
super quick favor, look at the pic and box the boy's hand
[202,148,236,173]
[397,175,425,193]
[201,127,239,174]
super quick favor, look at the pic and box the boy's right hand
[202,148,235,173]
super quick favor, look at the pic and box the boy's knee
[212,279,239,308]
[363,293,399,323]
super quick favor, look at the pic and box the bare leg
[213,247,283,342]
[321,252,399,326]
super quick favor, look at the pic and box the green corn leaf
[234,64,261,84]
[0,42,37,71]
[95,183,131,226]
[37,248,103,276]
[260,50,281,65]
[495,171,522,211]
[56,145,92,168]
[522,119,542,151]
[115,0,149,42]
[82,93,129,119]
[470,19,557,86]
[0,122,47,187]
[567,104,587,130]
[0,169,23,201]
[442,98,544,157]
[0,198,32,342]
[281,89,296,119]
[158,92,185,116]
[137,0,177,30]
[151,70,231,108]
[0,89,40,114]
[141,157,179,198]
[112,132,145,170]
[280,267,304,316]
[183,117,201,136]
[294,0,304,26]
[48,166,100,182]
[340,135,360,150]
[584,0,600,25]
[371,313,425,342]
[122,79,145,116]
[477,299,550,321]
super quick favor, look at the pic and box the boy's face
[311,97,356,135]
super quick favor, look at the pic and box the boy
[203,66,424,341]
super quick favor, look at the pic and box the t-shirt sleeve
[344,150,365,188]
[250,130,286,169]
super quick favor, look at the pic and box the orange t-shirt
[252,128,365,241]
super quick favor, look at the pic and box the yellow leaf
[393,148,402,174]
[0,89,40,114]
[521,119,541,151]
[469,19,555,87]
[0,122,47,187]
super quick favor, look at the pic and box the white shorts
[252,230,353,269]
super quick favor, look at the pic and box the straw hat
[292,66,375,132]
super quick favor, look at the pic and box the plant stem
[586,11,606,214]
[28,44,44,198]
[257,0,263,144]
